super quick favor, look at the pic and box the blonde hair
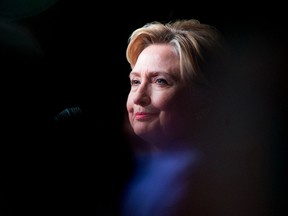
[126,19,226,86]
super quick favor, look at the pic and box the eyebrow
[129,71,173,78]
[129,71,137,78]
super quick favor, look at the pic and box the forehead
[133,44,180,73]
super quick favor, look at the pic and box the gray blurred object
[54,107,83,121]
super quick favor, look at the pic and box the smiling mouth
[135,112,155,121]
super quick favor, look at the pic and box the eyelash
[130,78,169,86]
[155,78,168,85]
[130,79,140,85]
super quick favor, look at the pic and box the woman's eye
[131,79,140,85]
[156,78,168,85]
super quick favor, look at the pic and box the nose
[133,83,151,106]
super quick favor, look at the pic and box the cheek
[152,92,176,110]
[126,94,133,113]
[156,91,184,111]
[126,94,134,124]
[160,91,195,121]
[155,93,186,124]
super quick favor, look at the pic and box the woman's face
[127,44,200,146]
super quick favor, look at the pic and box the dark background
[1,0,287,215]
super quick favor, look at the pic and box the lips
[134,112,155,121]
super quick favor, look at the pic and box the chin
[133,128,150,138]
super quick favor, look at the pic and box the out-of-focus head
[126,19,227,150]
